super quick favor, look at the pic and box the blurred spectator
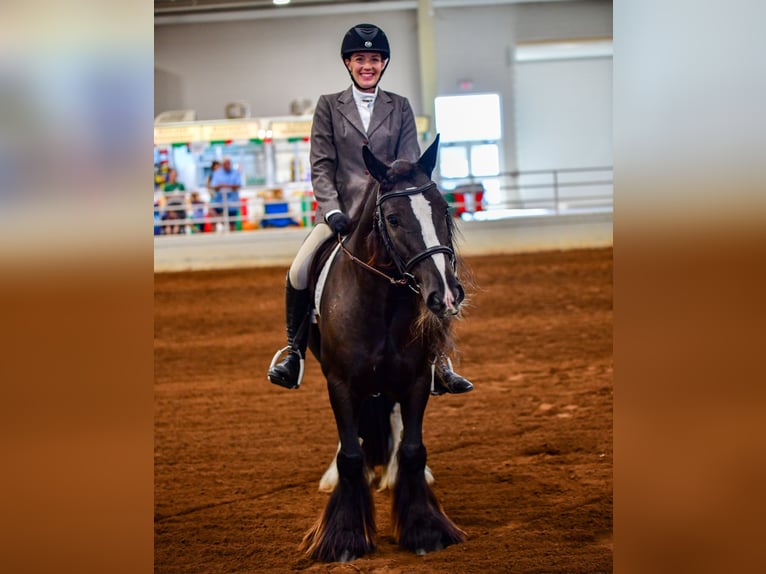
[210,156,241,231]
[206,160,222,230]
[162,168,186,235]
[154,199,163,236]
[189,191,206,233]
[206,160,221,194]
[163,167,185,193]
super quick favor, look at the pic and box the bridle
[338,181,456,293]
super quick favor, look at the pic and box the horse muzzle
[426,282,464,317]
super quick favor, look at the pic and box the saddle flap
[308,236,343,322]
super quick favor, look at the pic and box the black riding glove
[326,212,351,235]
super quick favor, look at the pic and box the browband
[376,182,438,208]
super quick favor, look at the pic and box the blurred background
[151,0,615,261]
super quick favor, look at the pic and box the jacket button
[363,139,368,145]
[364,170,369,175]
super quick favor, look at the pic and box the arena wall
[153,211,612,272]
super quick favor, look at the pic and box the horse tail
[358,394,396,468]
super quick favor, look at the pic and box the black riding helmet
[341,23,390,88]
[341,23,391,60]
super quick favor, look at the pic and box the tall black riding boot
[267,277,311,389]
[431,355,474,395]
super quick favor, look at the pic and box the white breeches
[288,223,333,290]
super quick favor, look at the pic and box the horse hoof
[415,540,443,556]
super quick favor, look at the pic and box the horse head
[362,135,465,318]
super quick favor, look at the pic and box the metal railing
[153,166,613,235]
[440,166,613,219]
[154,195,247,235]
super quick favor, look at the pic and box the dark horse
[301,135,467,562]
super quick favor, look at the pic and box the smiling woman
[339,22,392,93]
[345,52,387,93]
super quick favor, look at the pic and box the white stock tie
[360,97,374,132]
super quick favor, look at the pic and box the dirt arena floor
[154,247,613,573]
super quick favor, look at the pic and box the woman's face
[345,51,387,92]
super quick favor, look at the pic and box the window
[470,144,500,177]
[439,146,469,179]
[434,93,502,143]
[435,93,502,180]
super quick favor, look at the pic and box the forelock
[389,159,415,179]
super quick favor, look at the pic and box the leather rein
[337,181,456,294]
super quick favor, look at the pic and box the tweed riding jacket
[309,86,422,224]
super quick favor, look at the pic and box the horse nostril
[426,292,444,314]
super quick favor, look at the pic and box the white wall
[432,6,517,172]
[513,0,613,41]
[154,1,613,170]
[515,56,613,170]
[154,10,422,120]
[154,211,613,272]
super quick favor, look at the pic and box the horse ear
[417,134,440,177]
[363,145,389,182]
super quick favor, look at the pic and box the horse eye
[386,214,399,227]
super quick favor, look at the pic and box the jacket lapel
[337,87,367,137]
[367,90,393,137]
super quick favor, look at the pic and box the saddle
[307,234,343,325]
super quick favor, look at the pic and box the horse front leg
[378,402,434,492]
[300,379,376,562]
[392,374,466,554]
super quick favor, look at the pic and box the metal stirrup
[429,361,436,394]
[268,346,305,388]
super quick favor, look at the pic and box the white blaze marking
[409,194,454,310]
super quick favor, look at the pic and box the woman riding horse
[267,23,473,395]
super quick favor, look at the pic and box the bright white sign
[434,93,502,143]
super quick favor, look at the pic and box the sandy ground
[155,247,613,573]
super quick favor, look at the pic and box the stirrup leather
[429,355,454,395]
[268,345,305,389]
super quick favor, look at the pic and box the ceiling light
[273,0,291,5]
